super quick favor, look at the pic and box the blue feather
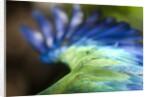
[32,10,55,48]
[69,16,117,45]
[20,25,48,54]
[51,5,68,46]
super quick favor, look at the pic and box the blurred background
[6,0,143,96]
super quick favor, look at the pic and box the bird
[20,4,143,95]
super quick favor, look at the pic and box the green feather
[38,44,142,95]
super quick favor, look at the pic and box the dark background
[6,1,143,96]
[6,1,70,96]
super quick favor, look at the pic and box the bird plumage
[20,4,143,95]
